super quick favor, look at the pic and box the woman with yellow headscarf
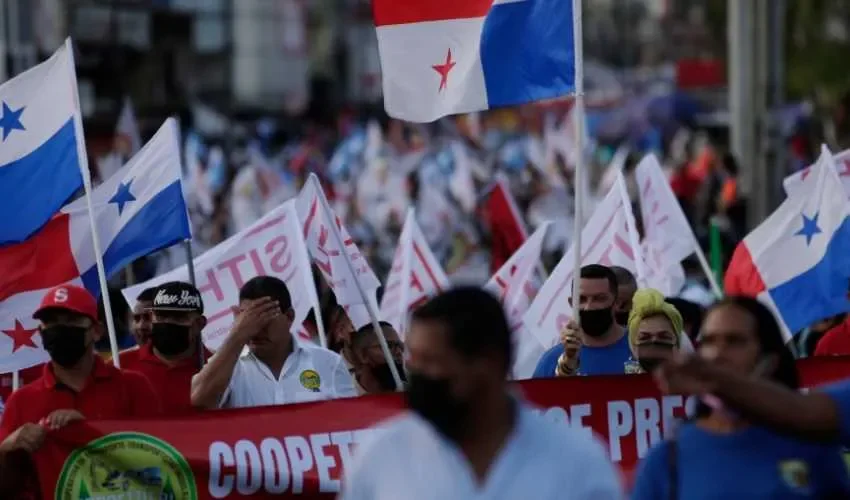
[626,288,684,374]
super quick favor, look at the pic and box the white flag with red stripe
[635,154,699,295]
[520,172,643,372]
[296,174,381,328]
[484,223,549,379]
[783,149,850,199]
[380,209,450,336]
[485,222,549,332]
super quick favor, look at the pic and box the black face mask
[151,323,192,356]
[615,311,630,327]
[637,342,676,373]
[579,307,614,337]
[405,372,469,441]
[41,325,90,368]
[371,362,407,392]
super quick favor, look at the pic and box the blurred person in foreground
[624,289,685,374]
[533,265,632,377]
[191,276,357,409]
[656,323,850,448]
[633,296,850,499]
[349,321,406,394]
[122,282,210,415]
[338,287,622,500]
[0,284,160,498]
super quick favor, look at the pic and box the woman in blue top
[632,296,850,500]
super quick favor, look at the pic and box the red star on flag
[432,49,457,92]
[2,320,38,353]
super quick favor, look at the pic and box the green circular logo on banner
[54,432,197,500]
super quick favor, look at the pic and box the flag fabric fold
[380,209,450,336]
[483,174,528,273]
[0,118,191,372]
[484,222,549,379]
[296,174,382,328]
[782,149,850,199]
[635,154,700,295]
[0,38,84,245]
[726,146,850,338]
[372,0,576,122]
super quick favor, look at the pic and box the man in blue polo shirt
[533,265,633,377]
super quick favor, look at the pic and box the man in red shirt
[814,314,850,356]
[0,284,161,497]
[107,286,157,366]
[122,281,209,415]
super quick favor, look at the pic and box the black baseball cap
[151,281,204,314]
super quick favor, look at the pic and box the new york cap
[151,281,204,313]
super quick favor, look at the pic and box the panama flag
[372,0,576,123]
[0,118,191,372]
[725,146,850,339]
[0,38,85,245]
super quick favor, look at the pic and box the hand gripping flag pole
[570,0,585,323]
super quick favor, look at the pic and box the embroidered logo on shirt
[778,459,811,492]
[624,358,642,374]
[299,369,321,392]
[54,431,197,499]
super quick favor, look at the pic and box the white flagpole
[570,0,585,321]
[289,202,329,348]
[66,38,121,367]
[398,209,415,335]
[11,370,19,391]
[313,178,403,390]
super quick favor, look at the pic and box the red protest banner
[32,357,850,499]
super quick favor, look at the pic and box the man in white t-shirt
[191,276,357,409]
[338,287,623,500]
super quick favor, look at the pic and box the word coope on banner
[203,393,697,498]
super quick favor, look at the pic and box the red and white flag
[124,200,322,350]
[783,149,850,199]
[521,172,642,374]
[380,209,450,336]
[482,174,528,273]
[484,223,549,379]
[296,174,381,328]
[485,222,548,331]
[635,154,699,295]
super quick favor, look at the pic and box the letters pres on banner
[35,357,850,499]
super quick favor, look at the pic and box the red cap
[33,284,98,322]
